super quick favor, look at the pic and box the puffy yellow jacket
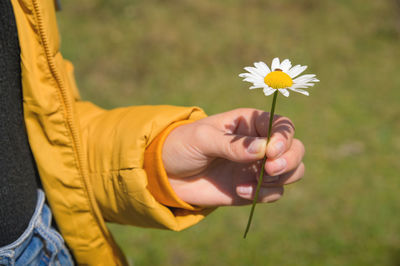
[11,0,213,264]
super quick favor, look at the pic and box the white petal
[239,73,256,79]
[288,88,309,96]
[263,87,276,96]
[293,74,316,83]
[254,62,271,76]
[293,80,316,86]
[240,72,261,80]
[280,59,292,72]
[271,57,280,71]
[291,83,314,89]
[244,66,265,79]
[290,84,309,89]
[293,80,317,86]
[301,78,319,83]
[300,82,316,87]
[287,65,307,78]
[241,75,256,81]
[249,81,268,88]
[278,88,290,97]
[293,82,317,88]
[240,73,264,83]
[249,85,264,90]
[243,77,264,84]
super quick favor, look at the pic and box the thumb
[199,126,267,163]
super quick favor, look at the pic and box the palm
[168,158,262,206]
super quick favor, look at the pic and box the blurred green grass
[57,0,400,265]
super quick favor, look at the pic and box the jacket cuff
[144,120,202,211]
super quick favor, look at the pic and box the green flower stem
[243,90,278,239]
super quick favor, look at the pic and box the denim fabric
[0,190,74,266]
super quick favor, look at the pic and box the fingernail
[237,186,253,195]
[269,141,285,157]
[272,158,287,174]
[248,139,267,154]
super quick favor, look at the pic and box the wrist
[144,120,202,210]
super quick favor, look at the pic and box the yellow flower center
[264,69,293,89]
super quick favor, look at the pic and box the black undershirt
[0,0,40,246]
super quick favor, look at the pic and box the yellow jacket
[11,0,212,264]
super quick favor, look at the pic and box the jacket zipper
[31,0,117,259]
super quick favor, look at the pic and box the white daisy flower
[239,57,319,97]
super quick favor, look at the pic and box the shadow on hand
[224,110,294,148]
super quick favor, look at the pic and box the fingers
[263,162,305,187]
[202,108,264,136]
[265,116,295,159]
[198,124,268,163]
[198,113,295,161]
[235,162,304,203]
[199,109,296,161]
[265,139,304,176]
[235,185,284,203]
[201,108,295,144]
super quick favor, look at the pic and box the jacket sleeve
[75,101,215,231]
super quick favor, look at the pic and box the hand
[162,108,305,207]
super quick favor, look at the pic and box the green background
[58,0,400,265]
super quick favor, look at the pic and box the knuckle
[274,116,295,131]
[255,113,269,136]
[270,119,295,142]
[225,140,241,158]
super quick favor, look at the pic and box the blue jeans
[0,190,74,266]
